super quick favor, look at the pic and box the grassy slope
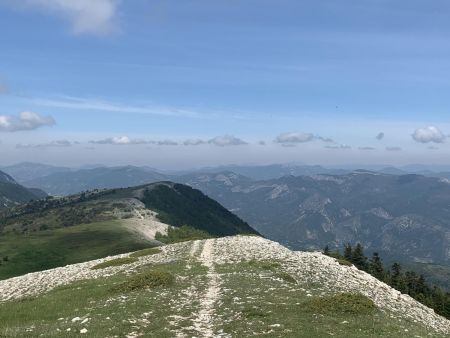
[0,239,444,338]
[0,181,258,280]
[0,220,157,280]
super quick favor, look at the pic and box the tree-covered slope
[0,182,257,279]
[140,182,257,236]
[0,170,46,209]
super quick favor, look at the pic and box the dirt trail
[191,239,222,337]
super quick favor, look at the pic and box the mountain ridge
[0,236,448,337]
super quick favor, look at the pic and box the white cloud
[208,135,247,147]
[157,140,178,146]
[386,146,402,151]
[16,139,72,149]
[275,132,314,144]
[325,144,351,150]
[89,136,149,145]
[274,132,334,145]
[21,0,118,35]
[183,139,206,146]
[376,132,385,140]
[0,111,55,132]
[412,126,446,143]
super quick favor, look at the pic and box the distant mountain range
[3,163,450,266]
[180,171,450,266]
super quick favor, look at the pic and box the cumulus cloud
[19,0,119,35]
[376,132,385,140]
[386,146,402,151]
[0,111,55,132]
[89,136,149,145]
[412,126,446,143]
[208,135,247,147]
[16,139,72,149]
[274,132,334,145]
[359,146,375,151]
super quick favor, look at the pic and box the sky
[1,0,450,169]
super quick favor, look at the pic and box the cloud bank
[17,139,72,149]
[208,135,247,147]
[0,111,55,132]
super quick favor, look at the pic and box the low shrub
[155,225,212,244]
[242,307,267,319]
[130,247,161,258]
[91,257,138,270]
[113,270,175,292]
[305,293,376,315]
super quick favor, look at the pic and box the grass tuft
[248,260,281,271]
[305,293,376,315]
[112,270,175,292]
[129,247,161,258]
[242,307,268,319]
[274,272,297,284]
[91,257,137,270]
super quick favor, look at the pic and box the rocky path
[192,239,223,337]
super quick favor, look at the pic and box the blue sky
[1,0,450,168]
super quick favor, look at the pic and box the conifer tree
[352,243,368,271]
[343,243,352,261]
[369,252,384,280]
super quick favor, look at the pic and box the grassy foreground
[0,240,443,338]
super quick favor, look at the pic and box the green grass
[274,271,297,284]
[248,260,281,270]
[0,220,157,280]
[215,261,442,337]
[91,257,138,270]
[0,242,446,338]
[129,247,161,258]
[112,270,175,292]
[305,293,376,315]
[155,225,212,244]
[0,261,204,338]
